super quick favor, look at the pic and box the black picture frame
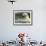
[13,10,33,26]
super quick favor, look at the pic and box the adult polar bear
[22,12,31,23]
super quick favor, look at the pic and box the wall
[0,0,46,42]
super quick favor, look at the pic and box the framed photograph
[13,10,33,25]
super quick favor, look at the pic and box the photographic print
[13,10,32,25]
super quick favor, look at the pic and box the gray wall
[0,0,46,42]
